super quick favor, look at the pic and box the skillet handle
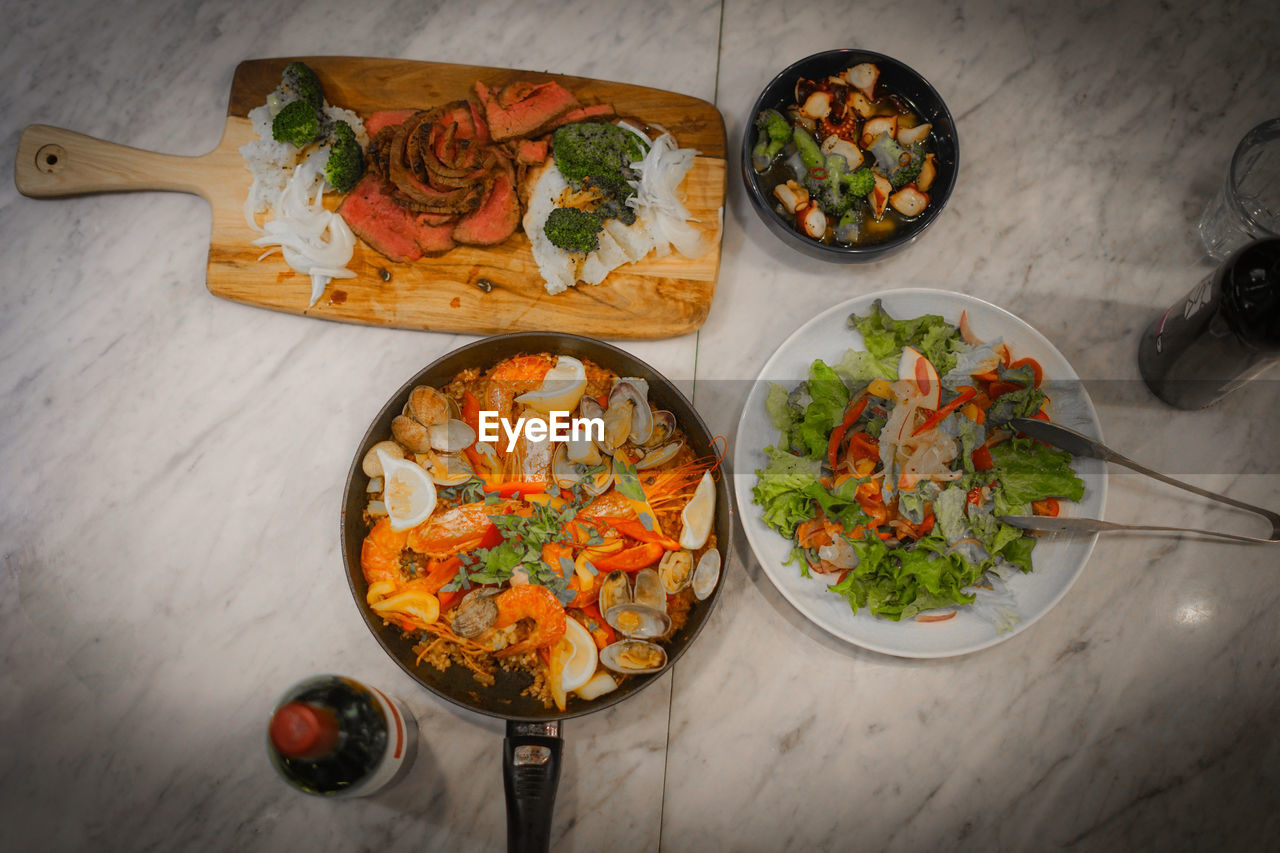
[503,720,562,853]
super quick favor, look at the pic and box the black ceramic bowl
[742,49,958,262]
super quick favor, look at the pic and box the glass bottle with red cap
[267,675,417,797]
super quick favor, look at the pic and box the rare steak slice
[338,174,456,262]
[364,109,419,137]
[473,79,580,141]
[452,160,521,246]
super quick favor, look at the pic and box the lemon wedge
[549,616,599,710]
[679,471,715,550]
[515,356,587,414]
[377,449,437,531]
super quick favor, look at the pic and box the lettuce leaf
[751,446,822,536]
[834,347,896,388]
[848,299,963,374]
[986,386,1046,425]
[989,437,1085,515]
[765,382,796,431]
[790,359,850,459]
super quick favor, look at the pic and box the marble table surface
[2,0,1277,850]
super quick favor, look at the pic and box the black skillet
[341,332,733,853]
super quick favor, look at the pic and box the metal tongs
[998,418,1280,545]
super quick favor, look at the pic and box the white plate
[733,289,1108,658]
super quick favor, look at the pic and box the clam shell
[658,549,694,594]
[608,379,653,445]
[450,589,499,638]
[644,411,676,448]
[635,437,684,470]
[599,639,667,674]
[632,568,666,613]
[428,419,477,453]
[604,603,670,639]
[392,415,434,453]
[362,440,405,477]
[406,385,451,426]
[693,549,721,601]
[596,570,632,617]
[551,443,614,496]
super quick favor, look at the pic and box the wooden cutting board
[15,57,727,339]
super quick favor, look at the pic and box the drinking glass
[1197,117,1280,261]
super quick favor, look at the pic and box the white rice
[238,96,368,225]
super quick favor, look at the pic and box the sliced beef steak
[338,174,456,262]
[473,79,580,141]
[452,160,521,246]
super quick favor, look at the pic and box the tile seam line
[659,1,725,850]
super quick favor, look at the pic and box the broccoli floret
[544,207,603,254]
[834,208,862,244]
[323,120,364,192]
[280,61,324,109]
[751,109,793,172]
[552,123,647,203]
[792,126,824,172]
[811,154,857,218]
[844,167,875,198]
[272,98,322,147]
[890,143,927,188]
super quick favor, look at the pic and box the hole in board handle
[36,144,66,174]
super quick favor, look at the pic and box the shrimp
[492,584,567,658]
[483,354,554,428]
[361,517,409,585]
[407,501,513,556]
[578,489,639,521]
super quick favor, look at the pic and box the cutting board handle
[15,124,223,200]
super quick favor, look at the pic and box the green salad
[752,301,1085,623]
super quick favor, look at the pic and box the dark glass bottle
[267,675,416,797]
[1139,239,1280,408]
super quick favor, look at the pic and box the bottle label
[1152,274,1214,355]
[351,687,416,796]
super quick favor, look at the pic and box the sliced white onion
[628,132,704,259]
[249,160,356,307]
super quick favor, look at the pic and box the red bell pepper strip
[590,542,664,573]
[827,398,870,469]
[581,602,615,649]
[845,431,879,464]
[988,380,1023,399]
[477,522,504,550]
[972,445,994,471]
[460,391,492,475]
[482,480,547,498]
[912,387,978,436]
[437,589,462,614]
[591,516,682,550]
[421,556,463,594]
[1032,497,1060,517]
